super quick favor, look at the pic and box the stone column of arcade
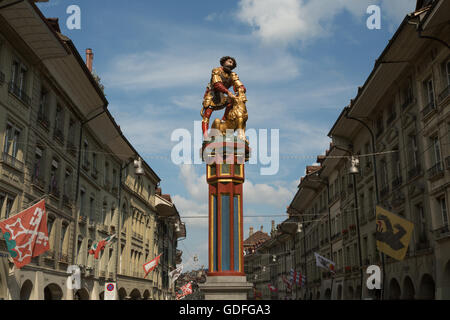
[198,135,253,300]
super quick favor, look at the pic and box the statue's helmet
[220,56,237,70]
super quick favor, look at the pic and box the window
[3,123,21,158]
[83,141,89,167]
[11,59,28,95]
[89,196,95,221]
[5,197,13,219]
[408,134,420,169]
[47,215,55,247]
[80,189,86,217]
[77,236,83,259]
[38,89,48,117]
[92,153,97,172]
[112,168,117,188]
[424,78,435,107]
[49,159,59,196]
[415,204,427,242]
[63,169,72,198]
[447,61,450,86]
[391,148,401,181]
[440,197,448,226]
[402,77,414,107]
[68,119,76,146]
[380,159,389,188]
[0,193,5,217]
[431,136,442,165]
[33,146,44,182]
[104,162,110,184]
[60,223,68,257]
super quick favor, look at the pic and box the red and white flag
[143,253,162,277]
[0,199,49,269]
[176,282,193,300]
[89,234,116,259]
[268,284,278,292]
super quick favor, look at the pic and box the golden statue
[201,56,248,141]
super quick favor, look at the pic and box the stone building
[246,0,450,300]
[0,0,185,300]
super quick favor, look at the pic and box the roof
[243,230,270,247]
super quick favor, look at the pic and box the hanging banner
[376,206,414,261]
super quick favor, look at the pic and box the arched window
[60,222,68,259]
[77,235,83,264]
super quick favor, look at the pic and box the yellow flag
[376,206,414,261]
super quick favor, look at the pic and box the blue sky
[38,0,416,271]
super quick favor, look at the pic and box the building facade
[0,0,185,300]
[245,0,450,300]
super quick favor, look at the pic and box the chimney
[249,227,253,237]
[260,225,263,232]
[271,220,275,232]
[86,48,94,73]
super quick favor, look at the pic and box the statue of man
[201,56,246,139]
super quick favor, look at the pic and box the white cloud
[236,0,416,46]
[172,194,208,227]
[178,164,208,201]
[103,47,301,91]
[245,179,295,207]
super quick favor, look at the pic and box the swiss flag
[176,282,193,300]
[143,253,162,277]
[0,199,49,269]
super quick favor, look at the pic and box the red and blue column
[202,137,250,276]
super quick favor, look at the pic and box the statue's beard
[222,66,233,73]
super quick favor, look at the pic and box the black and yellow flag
[376,206,414,261]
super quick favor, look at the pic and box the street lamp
[344,107,385,300]
[348,155,364,300]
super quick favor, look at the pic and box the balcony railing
[91,167,99,179]
[62,194,73,208]
[408,164,422,180]
[59,253,69,264]
[78,215,87,224]
[53,127,65,145]
[438,84,450,103]
[433,225,450,241]
[45,250,55,260]
[32,175,45,190]
[427,161,444,180]
[67,140,77,157]
[49,184,60,198]
[81,160,90,171]
[8,82,31,105]
[421,100,436,118]
[1,152,24,171]
[37,112,50,130]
